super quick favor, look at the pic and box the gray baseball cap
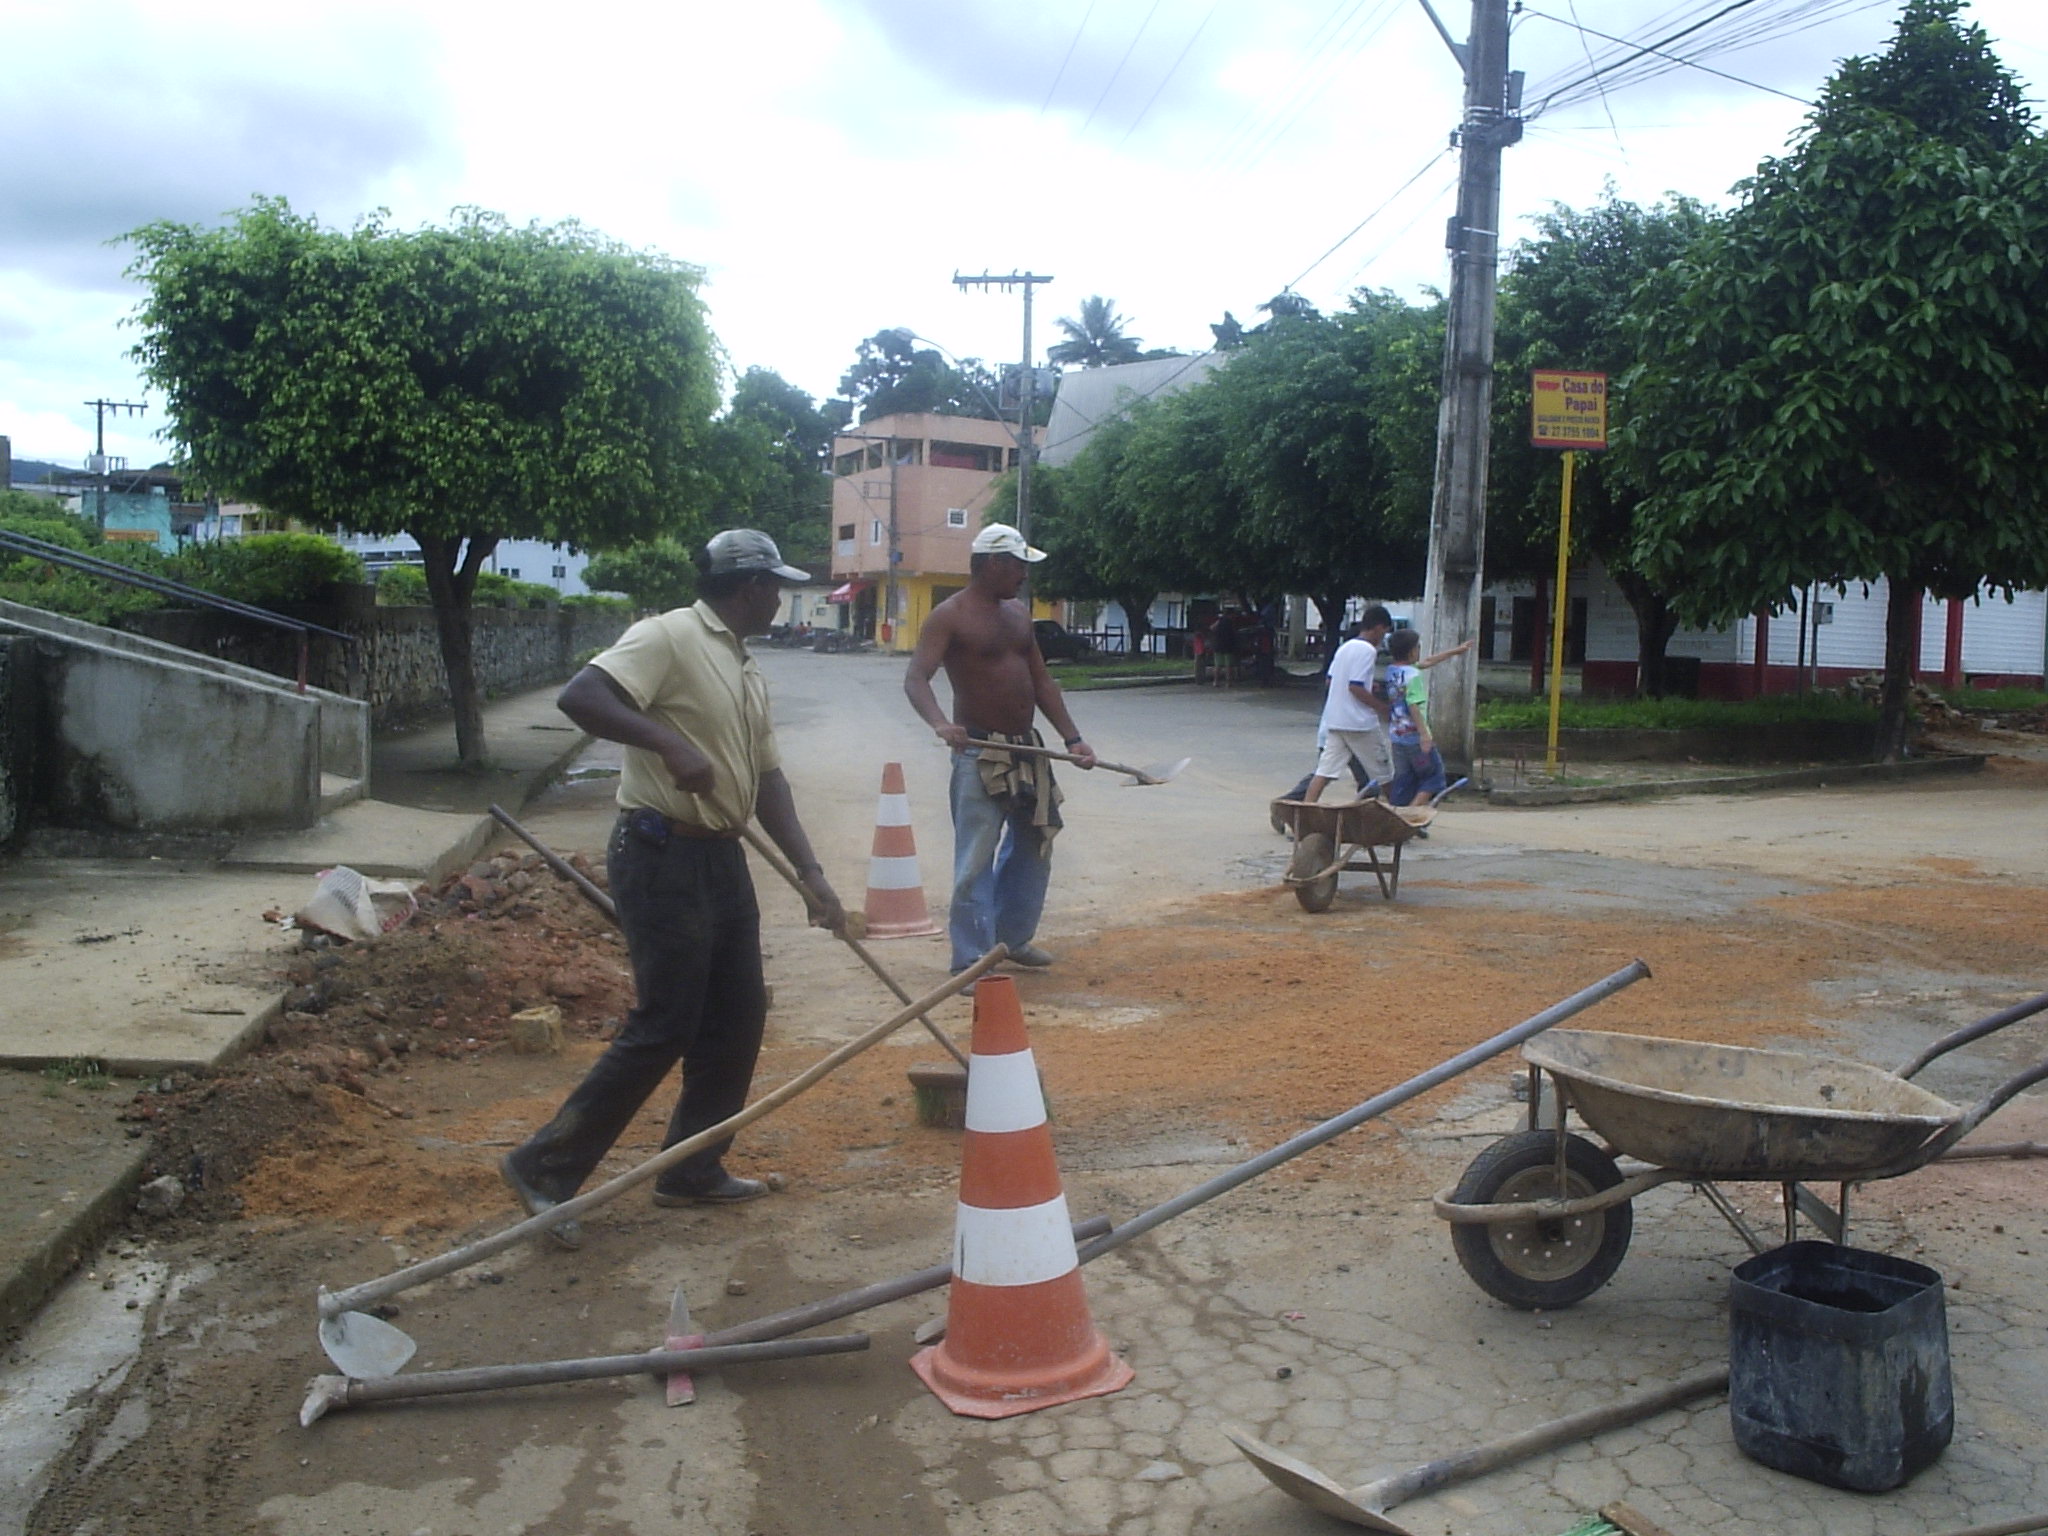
[702,528,808,582]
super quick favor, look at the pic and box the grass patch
[1477,694,1880,731]
[1044,655,1191,689]
[42,1057,110,1092]
[1936,685,2048,714]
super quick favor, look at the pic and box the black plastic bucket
[1729,1241,1952,1492]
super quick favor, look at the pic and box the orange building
[827,413,1056,652]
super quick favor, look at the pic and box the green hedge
[170,532,364,606]
[1476,693,1881,731]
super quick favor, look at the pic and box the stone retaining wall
[0,636,32,847]
[122,592,630,728]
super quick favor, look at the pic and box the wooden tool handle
[1361,1367,1729,1508]
[322,946,1005,1316]
[953,738,1146,777]
[740,827,969,1070]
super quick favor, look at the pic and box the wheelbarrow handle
[1895,988,2048,1081]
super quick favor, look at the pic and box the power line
[1525,6,1815,109]
[1200,0,1377,174]
[1565,0,1630,159]
[1039,0,1098,118]
[1524,0,1894,118]
[1116,8,1217,148]
[1079,0,1166,137]
[1288,147,1454,291]
[1215,0,1405,175]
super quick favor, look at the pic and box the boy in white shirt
[1301,606,1396,804]
[1296,612,1477,806]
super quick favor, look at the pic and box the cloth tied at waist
[969,730,1064,844]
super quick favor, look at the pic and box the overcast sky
[5,0,2046,471]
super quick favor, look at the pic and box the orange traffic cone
[861,762,942,939]
[911,975,1132,1418]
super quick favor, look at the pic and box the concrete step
[222,799,492,882]
[319,773,367,816]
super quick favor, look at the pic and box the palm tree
[1048,295,1143,368]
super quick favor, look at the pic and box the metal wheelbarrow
[1273,779,1465,910]
[1433,988,2048,1308]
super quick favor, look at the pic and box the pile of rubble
[117,844,634,1224]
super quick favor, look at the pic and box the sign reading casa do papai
[1530,370,1608,449]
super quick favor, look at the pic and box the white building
[332,531,595,598]
[1566,563,2048,695]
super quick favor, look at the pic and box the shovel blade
[1225,1428,1414,1534]
[319,1309,417,1378]
[1128,756,1192,787]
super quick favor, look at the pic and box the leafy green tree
[722,367,838,567]
[582,538,700,613]
[1036,294,1437,651]
[1208,312,1248,351]
[1214,294,1434,629]
[127,199,719,765]
[1257,291,1319,325]
[1033,414,1177,652]
[1048,296,1143,368]
[1627,0,2048,756]
[836,329,1001,423]
[1494,189,1716,694]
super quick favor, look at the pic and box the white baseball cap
[970,522,1046,562]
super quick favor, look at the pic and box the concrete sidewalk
[0,684,585,1334]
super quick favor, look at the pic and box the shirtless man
[905,523,1097,975]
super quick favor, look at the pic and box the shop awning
[826,580,871,604]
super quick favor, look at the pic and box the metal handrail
[0,527,356,693]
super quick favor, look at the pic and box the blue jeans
[948,748,1054,972]
[1389,739,1446,806]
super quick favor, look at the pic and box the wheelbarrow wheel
[1289,833,1339,913]
[1450,1130,1632,1310]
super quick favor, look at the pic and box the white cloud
[4,0,2046,463]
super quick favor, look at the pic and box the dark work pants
[511,816,766,1200]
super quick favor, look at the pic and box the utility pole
[1416,0,1519,772]
[82,397,146,532]
[951,271,1053,545]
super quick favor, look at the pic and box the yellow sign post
[1530,371,1608,772]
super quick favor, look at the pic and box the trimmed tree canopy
[1626,0,2048,754]
[127,199,720,762]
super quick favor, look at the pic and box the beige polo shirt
[588,602,781,830]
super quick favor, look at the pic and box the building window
[503,568,520,579]
[834,452,864,476]
[870,520,884,546]
[946,508,968,528]
[837,523,855,542]
[930,441,998,472]
[551,565,566,579]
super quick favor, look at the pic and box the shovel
[961,738,1191,786]
[314,946,1005,1377]
[1225,1365,1728,1534]
[487,805,970,1072]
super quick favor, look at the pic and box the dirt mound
[118,847,634,1230]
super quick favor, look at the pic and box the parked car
[1033,620,1096,661]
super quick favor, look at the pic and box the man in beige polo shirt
[501,530,844,1246]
